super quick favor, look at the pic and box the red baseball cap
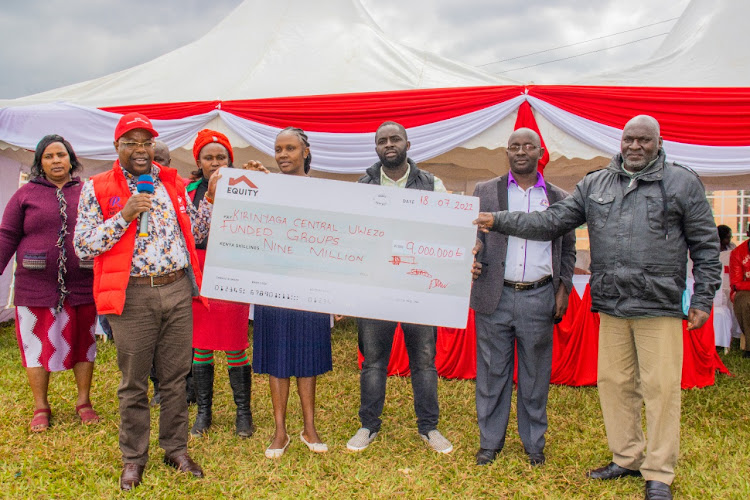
[114,112,159,140]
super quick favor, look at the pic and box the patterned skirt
[15,302,97,371]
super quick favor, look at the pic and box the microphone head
[136,174,155,194]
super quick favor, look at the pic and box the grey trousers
[107,274,193,465]
[475,283,555,454]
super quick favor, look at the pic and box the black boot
[150,366,161,407]
[186,349,196,405]
[190,363,214,436]
[228,365,254,438]
[185,371,196,405]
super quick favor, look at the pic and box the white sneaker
[347,428,378,451]
[421,429,453,454]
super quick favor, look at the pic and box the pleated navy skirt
[252,305,332,378]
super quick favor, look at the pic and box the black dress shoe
[475,448,501,466]
[164,453,204,478]
[528,452,545,466]
[587,462,642,480]
[645,480,672,499]
[120,463,144,491]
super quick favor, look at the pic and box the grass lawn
[0,318,748,499]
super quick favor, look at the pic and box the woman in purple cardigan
[0,135,99,432]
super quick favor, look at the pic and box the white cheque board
[201,170,479,328]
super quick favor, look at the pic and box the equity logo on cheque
[226,175,259,197]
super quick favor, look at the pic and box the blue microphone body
[136,174,155,237]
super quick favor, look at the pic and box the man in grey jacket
[471,128,576,467]
[475,115,720,500]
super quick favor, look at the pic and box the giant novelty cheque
[201,170,479,328]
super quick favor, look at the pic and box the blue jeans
[357,318,439,435]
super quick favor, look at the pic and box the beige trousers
[597,313,683,485]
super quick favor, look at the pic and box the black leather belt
[503,275,552,291]
[129,269,186,287]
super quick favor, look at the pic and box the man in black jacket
[475,116,721,500]
[347,121,452,455]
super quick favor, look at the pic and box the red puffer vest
[91,161,204,314]
[730,241,750,301]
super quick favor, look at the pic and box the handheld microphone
[136,174,154,237]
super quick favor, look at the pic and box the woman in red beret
[187,129,254,438]
[244,127,332,459]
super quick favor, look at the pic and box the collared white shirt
[380,164,448,192]
[504,171,553,282]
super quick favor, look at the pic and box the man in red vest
[74,112,219,491]
[730,223,750,357]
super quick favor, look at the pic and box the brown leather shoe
[120,463,144,491]
[163,453,204,478]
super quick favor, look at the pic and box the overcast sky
[0,0,690,99]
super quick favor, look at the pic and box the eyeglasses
[119,141,155,150]
[507,144,540,153]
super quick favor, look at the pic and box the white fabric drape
[221,96,524,173]
[1,96,749,175]
[528,96,750,175]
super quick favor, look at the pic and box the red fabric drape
[681,310,731,389]
[435,309,477,379]
[359,285,731,389]
[549,286,600,386]
[102,101,221,120]
[513,100,550,173]
[100,85,750,144]
[527,85,750,146]
[221,86,522,132]
[102,86,523,132]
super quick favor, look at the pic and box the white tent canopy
[579,0,750,86]
[0,0,514,108]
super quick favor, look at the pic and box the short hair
[377,121,408,141]
[277,127,312,174]
[718,224,732,240]
[30,134,81,180]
